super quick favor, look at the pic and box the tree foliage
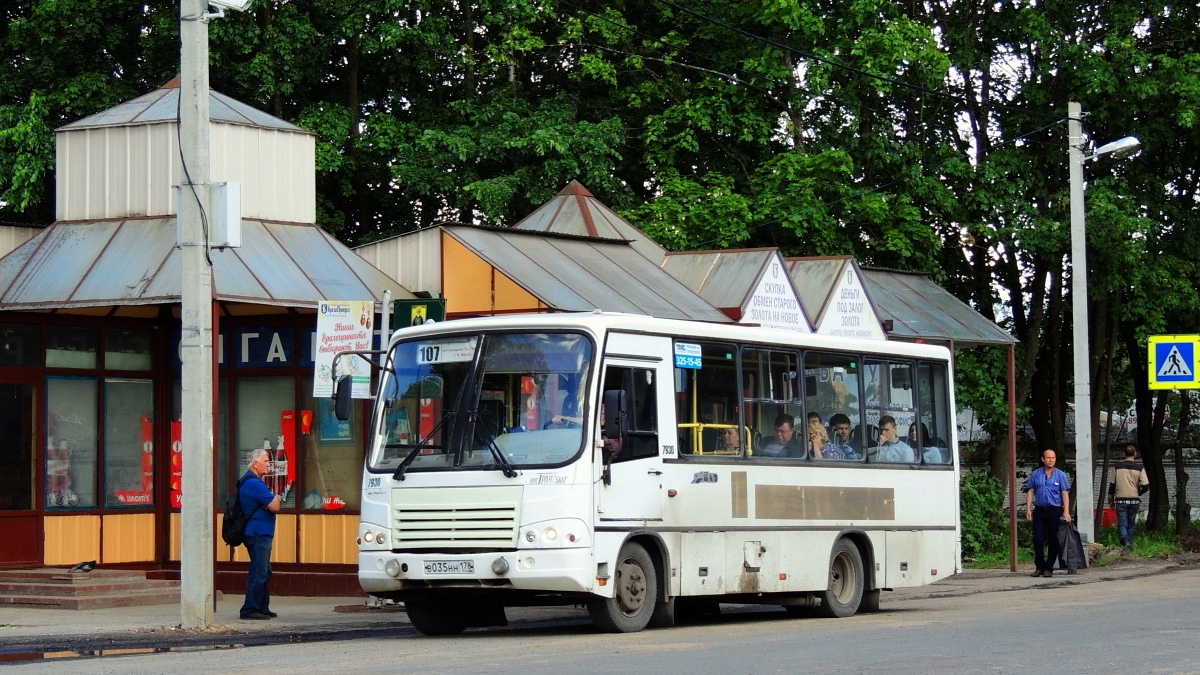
[2,1,1199,527]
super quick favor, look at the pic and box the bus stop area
[0,556,1187,658]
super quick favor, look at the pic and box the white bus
[341,313,960,635]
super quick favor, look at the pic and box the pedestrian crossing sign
[1148,335,1200,389]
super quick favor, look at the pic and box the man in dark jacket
[1109,445,1150,548]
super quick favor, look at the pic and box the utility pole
[179,0,215,628]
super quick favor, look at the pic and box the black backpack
[221,475,261,547]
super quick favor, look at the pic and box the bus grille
[391,485,522,551]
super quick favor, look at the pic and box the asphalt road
[8,569,1200,674]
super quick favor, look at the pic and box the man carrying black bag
[1057,518,1088,574]
[1025,449,1071,578]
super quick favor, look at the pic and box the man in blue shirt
[1024,448,1072,578]
[239,449,281,620]
[876,416,914,463]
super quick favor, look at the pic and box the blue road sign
[1148,335,1200,390]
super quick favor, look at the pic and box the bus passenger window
[917,362,953,465]
[674,340,740,457]
[805,352,863,461]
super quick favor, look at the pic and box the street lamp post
[1068,101,1140,543]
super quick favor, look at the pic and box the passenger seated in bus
[907,422,931,447]
[807,411,823,427]
[757,414,805,458]
[876,415,914,462]
[718,425,742,454]
[829,413,859,460]
[808,421,842,459]
[908,422,945,464]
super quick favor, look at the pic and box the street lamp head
[1093,136,1141,160]
[209,0,252,11]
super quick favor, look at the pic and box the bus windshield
[369,331,593,473]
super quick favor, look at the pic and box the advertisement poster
[169,419,182,509]
[313,300,373,398]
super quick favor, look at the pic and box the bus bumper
[358,548,595,595]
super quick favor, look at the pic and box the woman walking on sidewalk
[1024,449,1071,578]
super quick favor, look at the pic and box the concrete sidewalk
[0,559,1187,654]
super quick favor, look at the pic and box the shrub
[960,470,1008,559]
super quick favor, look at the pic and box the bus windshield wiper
[480,429,518,478]
[392,409,455,482]
[467,410,518,478]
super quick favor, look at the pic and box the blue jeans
[1115,501,1140,547]
[240,534,273,617]
[1031,506,1063,572]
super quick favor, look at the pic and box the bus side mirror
[333,375,353,421]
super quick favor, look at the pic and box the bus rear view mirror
[333,375,353,421]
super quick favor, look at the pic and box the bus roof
[389,312,952,361]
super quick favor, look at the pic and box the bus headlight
[359,523,390,550]
[518,519,589,549]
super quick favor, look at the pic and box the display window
[234,377,297,508]
[46,376,99,509]
[0,383,36,510]
[299,376,362,510]
[104,379,154,507]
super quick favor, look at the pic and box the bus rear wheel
[405,599,467,636]
[819,539,864,618]
[588,542,657,633]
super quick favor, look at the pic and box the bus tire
[588,542,657,633]
[405,599,467,636]
[819,539,864,618]
[860,588,881,613]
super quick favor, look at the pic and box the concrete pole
[179,0,216,628]
[1068,101,1094,543]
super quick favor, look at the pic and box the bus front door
[596,358,670,523]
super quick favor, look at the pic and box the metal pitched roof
[509,181,668,262]
[860,268,1016,347]
[784,256,852,324]
[57,79,308,134]
[661,248,780,311]
[444,226,730,323]
[0,219,411,310]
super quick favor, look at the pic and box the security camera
[209,0,252,11]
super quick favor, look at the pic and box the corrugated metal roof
[58,79,307,134]
[509,181,668,262]
[661,248,779,311]
[860,268,1016,346]
[784,256,851,323]
[444,226,731,323]
[0,219,411,310]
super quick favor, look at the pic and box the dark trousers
[241,534,273,617]
[1031,506,1062,572]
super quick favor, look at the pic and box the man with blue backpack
[238,449,281,620]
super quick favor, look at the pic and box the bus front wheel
[588,542,657,633]
[405,599,467,636]
[819,539,864,618]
